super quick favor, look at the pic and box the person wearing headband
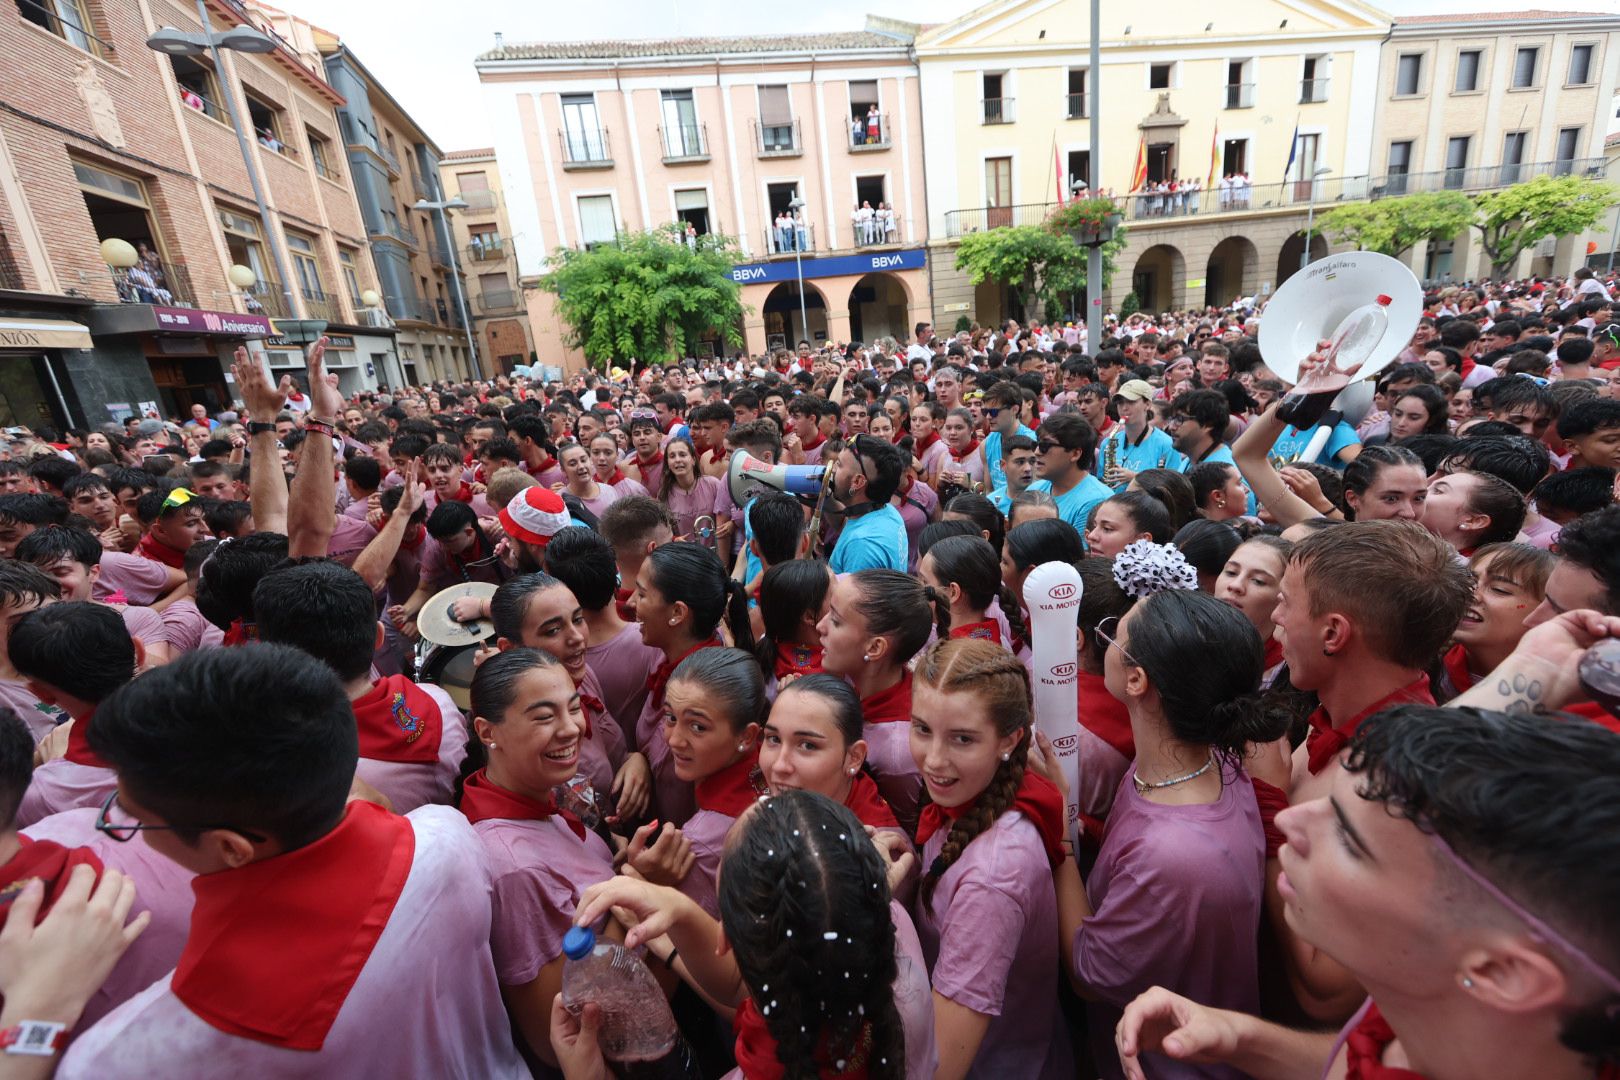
[1117,704,1620,1080]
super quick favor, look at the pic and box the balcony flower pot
[1048,198,1123,247]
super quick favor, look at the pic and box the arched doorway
[1131,244,1185,313]
[1276,233,1329,288]
[762,281,828,349]
[1205,237,1258,308]
[848,272,910,343]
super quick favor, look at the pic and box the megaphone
[1258,251,1423,385]
[728,451,827,505]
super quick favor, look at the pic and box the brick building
[437,147,534,376]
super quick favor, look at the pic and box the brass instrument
[1103,435,1119,478]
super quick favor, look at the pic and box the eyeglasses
[1037,440,1063,453]
[1094,616,1141,668]
[96,790,267,844]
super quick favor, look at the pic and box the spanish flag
[1130,134,1148,192]
[1207,124,1221,187]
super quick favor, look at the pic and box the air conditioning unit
[362,307,394,329]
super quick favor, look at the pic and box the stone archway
[1205,236,1259,308]
[1276,233,1329,288]
[762,281,829,348]
[1131,243,1186,313]
[848,272,911,344]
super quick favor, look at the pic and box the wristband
[248,422,276,436]
[304,419,338,440]
[663,945,679,971]
[0,1021,68,1056]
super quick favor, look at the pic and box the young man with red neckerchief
[55,645,527,1079]
[1117,705,1620,1080]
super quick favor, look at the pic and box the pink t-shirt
[58,806,529,1079]
[114,603,168,649]
[913,810,1072,1080]
[353,682,469,814]
[0,677,65,741]
[676,806,736,918]
[665,476,727,541]
[16,757,116,829]
[94,551,172,606]
[474,814,615,986]
[326,515,378,567]
[862,721,923,838]
[418,536,507,594]
[573,483,626,522]
[636,688,695,826]
[576,666,625,800]
[584,623,661,741]
[21,808,196,1032]
[1520,511,1561,551]
[896,481,938,572]
[160,599,225,655]
[1076,765,1264,1080]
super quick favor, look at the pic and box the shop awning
[0,317,93,350]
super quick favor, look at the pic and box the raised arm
[287,337,339,559]
[1232,404,1322,529]
[231,346,289,537]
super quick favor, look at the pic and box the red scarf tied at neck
[350,675,444,763]
[0,838,105,921]
[773,642,824,681]
[694,747,765,817]
[733,996,871,1080]
[645,639,723,710]
[458,768,585,839]
[947,438,981,462]
[948,619,1002,646]
[914,430,940,454]
[916,768,1067,869]
[63,710,108,769]
[1305,675,1434,776]
[843,771,899,830]
[860,672,912,725]
[136,531,186,569]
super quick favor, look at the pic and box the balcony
[1300,78,1330,104]
[753,119,801,158]
[560,128,613,170]
[312,157,341,182]
[849,112,891,150]
[387,291,432,323]
[411,172,433,201]
[109,258,196,307]
[659,123,709,163]
[763,222,816,256]
[377,143,402,177]
[240,280,289,319]
[431,242,455,270]
[475,289,522,315]
[370,214,418,248]
[982,97,1014,124]
[468,236,507,262]
[1225,83,1254,109]
[302,288,340,322]
[459,189,499,212]
[853,211,900,248]
[436,298,450,325]
[1066,93,1088,119]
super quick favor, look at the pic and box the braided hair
[914,638,1034,903]
[718,790,905,1079]
[920,535,1002,642]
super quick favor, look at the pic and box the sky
[271,0,1618,152]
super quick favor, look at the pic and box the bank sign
[729,248,926,286]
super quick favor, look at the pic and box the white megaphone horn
[728,451,827,505]
[1257,251,1424,386]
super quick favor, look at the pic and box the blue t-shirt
[982,424,1036,494]
[1026,473,1112,538]
[987,486,1012,515]
[1096,425,1185,490]
[1269,422,1361,469]
[829,503,908,574]
[1182,443,1256,514]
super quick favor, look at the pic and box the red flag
[1054,139,1067,206]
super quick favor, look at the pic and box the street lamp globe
[100,238,139,268]
[144,26,204,55]
[360,289,382,308]
[227,264,257,289]
[216,24,276,53]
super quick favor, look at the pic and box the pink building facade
[477,26,929,369]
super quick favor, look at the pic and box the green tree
[537,226,747,367]
[1472,174,1620,276]
[1312,191,1476,258]
[953,224,1126,323]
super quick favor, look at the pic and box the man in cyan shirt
[1025,412,1112,538]
[829,434,908,573]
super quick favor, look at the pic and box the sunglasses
[1037,440,1064,453]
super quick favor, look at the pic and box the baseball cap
[1112,379,1156,403]
[498,486,570,547]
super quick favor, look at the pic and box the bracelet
[247,422,276,436]
[304,419,338,441]
[663,945,679,971]
[0,1021,68,1056]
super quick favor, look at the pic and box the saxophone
[1103,435,1119,478]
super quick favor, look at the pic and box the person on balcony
[880,203,897,243]
[850,114,863,148]
[793,209,808,253]
[179,85,204,112]
[857,201,876,246]
[865,103,880,144]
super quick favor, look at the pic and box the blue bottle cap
[562,925,596,961]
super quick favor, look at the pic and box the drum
[418,641,483,710]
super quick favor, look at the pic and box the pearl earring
[1461,976,1475,989]
[669,618,678,626]
[487,742,497,749]
[1000,752,1010,762]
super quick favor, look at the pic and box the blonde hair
[484,466,538,512]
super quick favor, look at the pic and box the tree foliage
[953,224,1126,322]
[1472,174,1619,276]
[538,227,747,367]
[1313,191,1476,257]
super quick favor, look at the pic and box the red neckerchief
[615,586,635,622]
[949,619,1002,646]
[636,449,664,469]
[1077,671,1134,760]
[447,482,474,504]
[397,523,425,553]
[603,468,626,486]
[860,671,912,724]
[1251,777,1290,860]
[136,531,186,569]
[645,639,722,710]
[732,996,871,1080]
[0,837,104,920]
[1263,636,1285,672]
[222,619,256,647]
[458,768,585,840]
[528,454,558,477]
[171,801,415,1051]
[800,431,826,454]
[1097,417,1117,440]
[1441,643,1474,697]
[915,769,1066,869]
[350,675,443,763]
[694,747,765,818]
[843,771,899,829]
[773,642,824,681]
[947,438,981,462]
[1306,675,1434,775]
[63,709,107,768]
[1562,700,1620,735]
[1343,1002,1425,1080]
[915,431,940,454]
[1458,356,1477,382]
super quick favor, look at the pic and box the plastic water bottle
[561,926,685,1068]
[1323,294,1394,371]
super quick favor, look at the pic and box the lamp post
[1300,163,1334,272]
[147,6,299,326]
[788,194,810,347]
[414,188,480,379]
[1087,0,1102,338]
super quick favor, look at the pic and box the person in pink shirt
[558,442,626,522]
[56,644,528,1079]
[252,561,467,813]
[587,432,649,502]
[658,438,729,562]
[626,413,666,493]
[15,526,172,667]
[458,647,615,1065]
[13,603,139,828]
[0,562,65,741]
[909,637,1073,1079]
[510,414,565,489]
[93,549,183,607]
[912,402,950,487]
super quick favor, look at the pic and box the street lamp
[788,194,809,348]
[1300,163,1334,272]
[146,6,298,327]
[413,193,480,379]
[1087,0,1102,335]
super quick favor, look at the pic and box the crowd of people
[2,265,1620,1080]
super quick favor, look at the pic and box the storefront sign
[150,306,274,337]
[0,317,93,350]
[265,333,355,349]
[729,248,926,286]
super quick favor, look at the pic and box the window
[1500,131,1526,184]
[1568,43,1595,85]
[1512,47,1539,89]
[577,195,616,248]
[285,231,328,309]
[338,247,363,306]
[1454,49,1481,92]
[1396,53,1423,96]
[982,73,1010,123]
[1386,140,1412,193]
[169,56,223,121]
[1301,55,1327,103]
[1067,68,1088,118]
[1067,149,1091,194]
[674,189,710,235]
[985,156,1012,227]
[561,93,607,164]
[1445,136,1471,188]
[1149,63,1173,90]
[307,131,338,181]
[1222,138,1249,178]
[1555,127,1581,174]
[848,80,883,147]
[74,160,187,306]
[1225,60,1253,108]
[217,207,281,314]
[16,0,99,54]
[757,85,795,153]
[468,226,501,261]
[244,91,290,155]
[659,90,702,158]
[478,272,515,312]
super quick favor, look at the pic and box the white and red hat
[499,487,570,547]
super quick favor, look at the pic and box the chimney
[493,31,504,49]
